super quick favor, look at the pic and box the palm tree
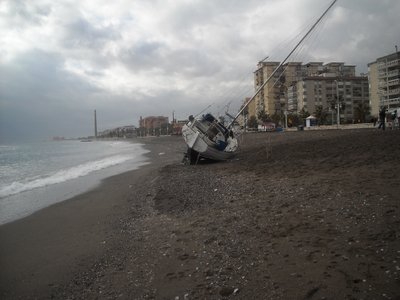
[248,116,258,129]
[287,113,300,127]
[299,108,310,125]
[257,110,270,123]
[315,105,328,125]
[354,102,371,123]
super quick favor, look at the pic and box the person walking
[378,107,387,130]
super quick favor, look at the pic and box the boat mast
[227,0,338,129]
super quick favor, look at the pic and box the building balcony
[379,78,400,88]
[386,59,400,67]
[388,69,400,77]
[388,88,400,96]
[388,78,400,86]
[378,82,387,89]
[382,97,400,106]
[378,59,400,70]
[378,69,400,78]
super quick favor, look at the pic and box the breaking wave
[0,155,133,198]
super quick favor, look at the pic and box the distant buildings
[253,61,370,124]
[139,116,169,129]
[368,51,400,115]
[96,115,182,138]
[52,136,65,141]
[99,125,137,138]
[138,115,171,136]
[171,120,187,135]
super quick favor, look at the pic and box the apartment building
[254,61,310,117]
[368,51,400,116]
[254,61,368,123]
[237,97,257,128]
[289,75,369,123]
[254,61,283,117]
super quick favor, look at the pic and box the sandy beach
[1,130,399,299]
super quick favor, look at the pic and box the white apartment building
[368,51,400,116]
[289,75,369,123]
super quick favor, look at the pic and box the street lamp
[335,80,340,127]
[284,110,288,128]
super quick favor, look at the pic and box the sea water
[0,140,149,225]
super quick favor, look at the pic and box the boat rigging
[182,0,338,164]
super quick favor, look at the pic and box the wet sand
[1,130,399,299]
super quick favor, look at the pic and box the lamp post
[284,110,288,128]
[335,80,340,127]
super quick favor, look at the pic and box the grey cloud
[0,48,208,141]
[158,46,223,79]
[61,17,121,49]
[1,49,98,104]
[119,40,221,79]
[0,49,101,140]
[2,0,51,27]
[120,40,166,70]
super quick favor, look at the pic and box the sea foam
[0,154,134,198]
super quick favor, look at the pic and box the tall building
[254,61,282,117]
[237,97,256,128]
[367,62,380,116]
[254,61,310,117]
[368,51,400,116]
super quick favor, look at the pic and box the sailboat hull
[182,122,237,161]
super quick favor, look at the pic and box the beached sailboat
[182,0,337,164]
[182,114,238,163]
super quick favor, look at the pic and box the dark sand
[1,130,399,299]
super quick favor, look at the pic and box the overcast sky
[0,0,399,141]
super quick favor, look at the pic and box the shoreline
[1,131,399,299]
[0,135,186,299]
[0,138,152,225]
